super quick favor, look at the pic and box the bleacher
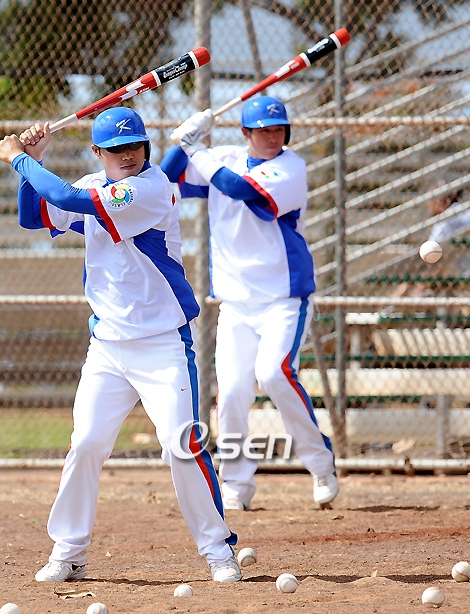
[0,140,91,407]
[285,71,470,458]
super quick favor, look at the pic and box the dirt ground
[1,468,470,613]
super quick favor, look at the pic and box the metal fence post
[194,0,216,440]
[436,394,452,460]
[310,316,348,453]
[240,0,264,84]
[334,0,348,459]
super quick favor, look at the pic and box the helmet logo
[266,103,281,116]
[115,119,132,134]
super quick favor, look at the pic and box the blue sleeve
[211,167,274,221]
[159,146,189,182]
[18,175,85,237]
[210,167,258,200]
[160,147,274,220]
[12,153,97,215]
[159,146,265,201]
[18,174,43,229]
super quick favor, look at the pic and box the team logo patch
[109,182,134,208]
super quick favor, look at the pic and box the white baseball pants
[215,297,335,508]
[47,323,235,566]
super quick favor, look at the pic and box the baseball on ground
[421,586,445,608]
[237,547,258,567]
[419,240,442,264]
[174,583,195,597]
[86,604,108,614]
[0,605,22,614]
[451,560,470,581]
[276,573,298,593]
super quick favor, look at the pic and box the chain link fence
[0,0,469,470]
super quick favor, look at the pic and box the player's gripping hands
[0,134,24,165]
[19,122,52,162]
[171,109,214,156]
[0,122,52,166]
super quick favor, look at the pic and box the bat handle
[213,97,243,117]
[49,114,79,133]
[170,98,239,144]
[170,131,181,145]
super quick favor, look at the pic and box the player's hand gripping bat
[49,47,211,133]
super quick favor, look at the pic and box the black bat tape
[157,54,195,83]
[304,37,338,65]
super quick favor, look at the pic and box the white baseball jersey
[182,145,315,303]
[40,166,199,339]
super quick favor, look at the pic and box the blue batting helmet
[92,107,149,148]
[241,96,290,144]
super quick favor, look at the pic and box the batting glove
[179,137,206,157]
[171,109,214,155]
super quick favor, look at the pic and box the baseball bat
[49,47,211,133]
[170,29,350,144]
[213,28,350,117]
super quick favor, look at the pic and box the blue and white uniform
[183,145,315,302]
[161,137,336,510]
[11,151,237,567]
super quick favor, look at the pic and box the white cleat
[35,560,86,582]
[313,473,339,509]
[223,496,249,511]
[210,556,242,583]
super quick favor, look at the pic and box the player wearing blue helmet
[0,106,242,584]
[161,96,339,512]
[92,107,152,160]
[241,96,291,144]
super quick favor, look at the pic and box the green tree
[0,0,186,119]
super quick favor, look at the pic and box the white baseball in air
[451,560,470,582]
[419,240,442,264]
[0,605,22,614]
[86,603,108,614]
[237,547,258,567]
[276,573,298,593]
[173,583,195,597]
[421,586,445,608]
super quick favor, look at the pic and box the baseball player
[0,107,241,583]
[160,96,339,511]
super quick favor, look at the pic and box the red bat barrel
[237,29,350,103]
[303,28,350,65]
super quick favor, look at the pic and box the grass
[0,406,161,458]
